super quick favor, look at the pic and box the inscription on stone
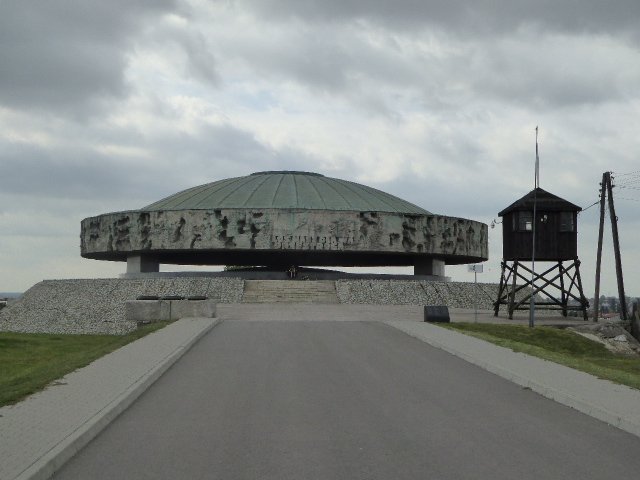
[270,235,356,250]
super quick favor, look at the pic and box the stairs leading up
[242,280,339,304]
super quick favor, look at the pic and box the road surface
[54,320,640,479]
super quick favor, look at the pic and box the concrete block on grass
[126,299,216,324]
[169,299,216,320]
[424,305,450,323]
[126,300,170,324]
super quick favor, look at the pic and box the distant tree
[609,296,619,313]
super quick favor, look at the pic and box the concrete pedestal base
[414,259,445,277]
[127,255,160,274]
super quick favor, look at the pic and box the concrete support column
[414,258,445,277]
[127,255,160,274]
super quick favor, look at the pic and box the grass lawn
[0,322,170,407]
[443,323,640,391]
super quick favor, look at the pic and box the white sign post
[468,264,484,322]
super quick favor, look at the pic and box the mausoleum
[80,171,488,278]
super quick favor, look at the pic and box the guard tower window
[560,211,575,232]
[517,211,533,232]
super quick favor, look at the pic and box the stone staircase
[242,280,340,304]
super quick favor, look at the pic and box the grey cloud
[150,123,324,189]
[0,0,176,114]
[193,3,638,114]
[464,37,640,108]
[0,143,155,202]
[380,174,507,220]
[245,0,640,38]
[227,32,352,93]
[143,18,221,87]
[182,33,220,85]
[210,21,434,117]
[0,121,324,208]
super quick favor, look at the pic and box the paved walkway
[387,320,640,437]
[1,305,639,479]
[0,318,217,480]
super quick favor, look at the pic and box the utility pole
[606,175,628,320]
[592,172,607,322]
[594,172,628,321]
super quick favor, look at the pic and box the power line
[613,175,640,186]
[614,182,640,189]
[617,184,640,189]
[580,199,601,214]
[612,170,640,176]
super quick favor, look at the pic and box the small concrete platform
[218,303,591,326]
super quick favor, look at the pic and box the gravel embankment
[0,278,244,335]
[1,278,525,335]
[336,280,507,309]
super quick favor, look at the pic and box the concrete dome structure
[81,171,488,277]
[145,171,430,214]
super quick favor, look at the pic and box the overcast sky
[1,0,639,298]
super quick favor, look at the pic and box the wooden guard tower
[494,188,589,319]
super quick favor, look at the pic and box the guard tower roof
[498,188,581,217]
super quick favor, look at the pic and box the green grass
[0,322,171,407]
[442,323,640,391]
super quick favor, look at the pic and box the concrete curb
[385,321,640,439]
[15,318,220,480]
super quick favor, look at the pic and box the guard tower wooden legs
[494,259,589,320]
[494,261,507,317]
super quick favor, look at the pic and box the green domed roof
[143,171,430,214]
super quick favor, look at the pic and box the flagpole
[529,127,539,328]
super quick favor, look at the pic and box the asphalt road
[54,321,640,479]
